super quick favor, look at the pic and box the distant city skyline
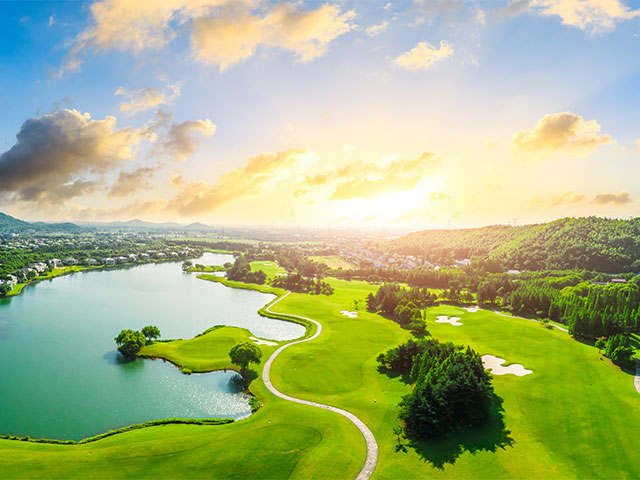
[1,0,640,228]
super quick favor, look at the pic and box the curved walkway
[635,359,640,395]
[262,292,378,480]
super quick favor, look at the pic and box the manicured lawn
[0,307,365,480]
[308,255,356,270]
[272,296,640,479]
[3,269,640,479]
[250,261,287,280]
[139,326,277,372]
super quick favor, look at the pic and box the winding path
[262,292,378,480]
[635,359,640,395]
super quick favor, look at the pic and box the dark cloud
[592,191,631,205]
[0,109,142,205]
[108,166,157,197]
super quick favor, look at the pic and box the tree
[182,261,193,271]
[229,341,262,372]
[114,329,147,358]
[0,284,11,296]
[141,325,161,342]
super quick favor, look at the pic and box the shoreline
[2,256,207,299]
[1,273,313,445]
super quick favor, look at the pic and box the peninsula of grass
[4,265,640,479]
[0,288,365,479]
[139,325,278,373]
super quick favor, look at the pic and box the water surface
[0,253,303,440]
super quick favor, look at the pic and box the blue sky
[1,0,640,227]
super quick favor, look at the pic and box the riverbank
[3,256,208,299]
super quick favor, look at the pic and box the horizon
[2,1,640,228]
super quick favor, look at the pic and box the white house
[103,257,116,265]
[64,257,78,266]
[49,258,62,268]
[86,258,99,266]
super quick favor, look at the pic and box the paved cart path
[262,292,378,480]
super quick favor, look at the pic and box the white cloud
[516,0,640,33]
[365,20,390,36]
[59,0,355,75]
[512,111,613,157]
[115,82,181,115]
[393,41,453,70]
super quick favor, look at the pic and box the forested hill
[0,212,83,234]
[388,217,640,273]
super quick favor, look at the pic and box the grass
[139,326,276,372]
[250,260,287,280]
[272,295,640,479]
[3,265,640,479]
[0,300,365,479]
[308,255,356,270]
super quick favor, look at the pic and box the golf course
[1,260,640,479]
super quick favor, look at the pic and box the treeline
[366,284,435,334]
[504,277,640,338]
[387,216,640,273]
[270,273,333,295]
[0,238,185,276]
[378,338,493,437]
[226,255,267,284]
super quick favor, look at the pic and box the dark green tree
[114,329,147,358]
[141,325,161,342]
[229,341,262,372]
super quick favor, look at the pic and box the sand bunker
[482,355,532,376]
[435,315,462,326]
[340,310,358,318]
[465,306,480,313]
[250,336,278,346]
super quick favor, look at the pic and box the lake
[0,253,304,440]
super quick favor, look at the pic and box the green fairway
[250,260,287,280]
[272,293,640,479]
[0,307,365,480]
[308,255,356,270]
[139,326,277,373]
[3,269,640,479]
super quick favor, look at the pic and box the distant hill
[86,219,218,231]
[0,212,83,234]
[388,217,640,273]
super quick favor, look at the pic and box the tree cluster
[378,338,494,438]
[114,326,160,358]
[270,273,333,295]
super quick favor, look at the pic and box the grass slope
[3,266,640,479]
[272,292,640,479]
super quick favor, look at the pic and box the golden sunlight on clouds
[115,82,181,114]
[394,41,453,71]
[168,149,313,215]
[529,0,640,33]
[0,109,145,205]
[191,3,354,70]
[162,118,216,160]
[60,0,354,75]
[512,111,613,157]
[593,191,631,204]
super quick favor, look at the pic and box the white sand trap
[435,315,463,326]
[250,336,278,346]
[340,310,358,318]
[482,355,532,376]
[465,306,480,313]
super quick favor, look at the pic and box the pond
[0,253,304,440]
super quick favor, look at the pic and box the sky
[1,0,640,229]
